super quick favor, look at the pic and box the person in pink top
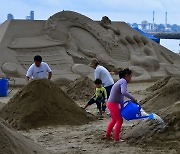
[106,68,137,141]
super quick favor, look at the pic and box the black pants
[103,84,113,111]
[88,98,105,110]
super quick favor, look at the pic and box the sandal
[105,135,113,140]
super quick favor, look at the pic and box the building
[7,14,14,20]
[26,11,34,20]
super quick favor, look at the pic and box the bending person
[106,68,137,141]
[84,79,107,117]
[89,58,114,112]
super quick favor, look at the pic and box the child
[84,79,107,116]
[106,68,137,141]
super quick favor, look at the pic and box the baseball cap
[89,58,99,67]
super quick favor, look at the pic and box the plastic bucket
[0,78,8,97]
[121,100,141,120]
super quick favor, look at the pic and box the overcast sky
[0,0,180,25]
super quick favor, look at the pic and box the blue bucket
[0,78,8,97]
[121,100,150,121]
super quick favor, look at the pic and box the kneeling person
[84,79,107,116]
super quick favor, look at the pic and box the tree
[132,23,138,28]
[172,24,178,32]
[157,24,165,32]
[166,24,171,28]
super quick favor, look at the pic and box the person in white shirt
[89,58,114,112]
[26,55,52,82]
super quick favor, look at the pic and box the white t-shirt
[94,65,114,87]
[26,62,52,79]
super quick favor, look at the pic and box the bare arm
[26,64,33,83]
[48,72,52,80]
[45,63,52,80]
[26,76,30,84]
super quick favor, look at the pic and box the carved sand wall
[0,11,180,85]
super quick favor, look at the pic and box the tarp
[133,27,160,43]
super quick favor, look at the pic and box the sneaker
[114,139,125,142]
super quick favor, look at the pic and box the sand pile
[0,102,5,110]
[0,118,51,154]
[65,77,95,100]
[141,76,180,111]
[123,76,180,151]
[0,79,94,130]
[146,75,173,92]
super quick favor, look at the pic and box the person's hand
[80,106,85,110]
[105,98,108,102]
[132,98,138,103]
[110,72,115,75]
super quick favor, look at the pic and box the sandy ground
[0,88,19,104]
[0,82,177,154]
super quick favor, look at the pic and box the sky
[0,0,180,25]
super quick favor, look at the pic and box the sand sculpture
[0,11,180,84]
[0,79,94,130]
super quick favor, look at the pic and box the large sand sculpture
[0,11,180,84]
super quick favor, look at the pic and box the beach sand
[0,79,178,154]
[0,10,180,154]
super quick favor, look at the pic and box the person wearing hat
[89,58,114,112]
